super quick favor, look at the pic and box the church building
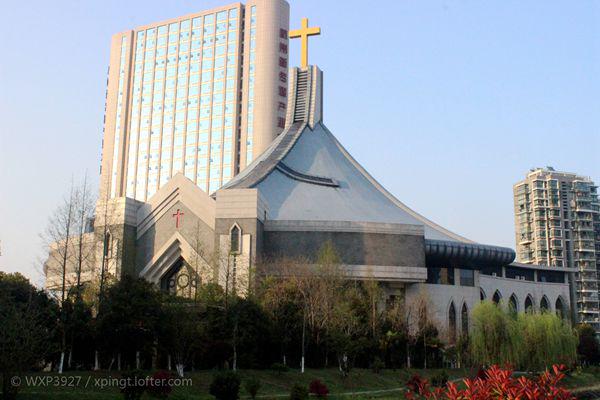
[45,7,573,342]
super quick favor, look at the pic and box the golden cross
[289,17,321,68]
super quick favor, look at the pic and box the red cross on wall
[172,208,184,228]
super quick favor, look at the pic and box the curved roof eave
[317,123,473,244]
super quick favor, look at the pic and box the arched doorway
[160,258,200,299]
[556,297,565,319]
[525,295,534,312]
[461,303,469,336]
[448,302,457,344]
[509,294,518,313]
[540,296,549,312]
[480,289,486,301]
[492,290,502,304]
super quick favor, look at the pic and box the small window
[459,269,474,286]
[448,302,457,344]
[461,303,469,336]
[230,224,241,254]
[525,295,534,312]
[492,290,502,304]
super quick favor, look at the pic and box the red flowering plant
[308,379,329,398]
[405,364,575,400]
[146,370,175,399]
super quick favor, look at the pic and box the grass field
[9,367,600,399]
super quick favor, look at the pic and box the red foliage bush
[406,374,429,395]
[475,367,487,381]
[146,370,174,399]
[405,365,575,400]
[308,379,329,398]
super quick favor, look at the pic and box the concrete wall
[135,201,215,274]
[480,274,570,314]
[262,230,425,268]
[404,272,572,342]
[405,282,480,340]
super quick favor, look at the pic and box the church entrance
[160,258,201,299]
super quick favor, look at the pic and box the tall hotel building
[99,0,290,201]
[514,167,600,330]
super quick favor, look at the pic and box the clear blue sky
[1,0,598,285]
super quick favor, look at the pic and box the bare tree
[73,173,95,296]
[280,241,345,372]
[41,180,77,374]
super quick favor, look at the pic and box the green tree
[517,311,577,370]
[470,300,521,367]
[159,296,205,376]
[97,276,162,370]
[576,324,600,365]
[0,272,59,400]
[470,300,577,370]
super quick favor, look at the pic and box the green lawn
[9,367,600,399]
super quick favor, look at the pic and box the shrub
[271,362,289,374]
[430,370,448,387]
[120,370,146,400]
[147,370,174,399]
[406,374,429,396]
[470,301,577,371]
[475,367,487,380]
[404,365,575,400]
[209,371,241,400]
[308,379,329,398]
[371,357,385,374]
[289,383,308,400]
[244,377,261,400]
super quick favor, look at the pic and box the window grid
[245,5,257,166]
[125,7,240,198]
[111,36,128,198]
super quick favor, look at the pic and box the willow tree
[516,311,577,371]
[470,300,577,370]
[470,300,522,367]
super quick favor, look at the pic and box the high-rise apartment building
[514,167,600,330]
[99,0,290,201]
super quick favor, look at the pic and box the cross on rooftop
[289,17,321,68]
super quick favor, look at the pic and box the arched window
[540,296,549,312]
[230,224,241,254]
[480,289,486,301]
[448,302,457,344]
[525,295,534,312]
[103,231,112,258]
[509,294,518,313]
[461,303,469,336]
[492,290,502,305]
[556,297,565,319]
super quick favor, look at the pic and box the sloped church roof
[223,119,470,242]
[221,65,516,269]
[220,66,515,266]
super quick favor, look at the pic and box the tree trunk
[301,309,306,373]
[58,351,65,374]
[94,351,99,370]
[167,355,172,371]
[176,364,184,378]
[152,342,158,370]
[423,337,427,369]
[108,356,114,372]
[117,353,121,371]
[233,322,238,372]
[136,351,140,369]
[68,348,72,369]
